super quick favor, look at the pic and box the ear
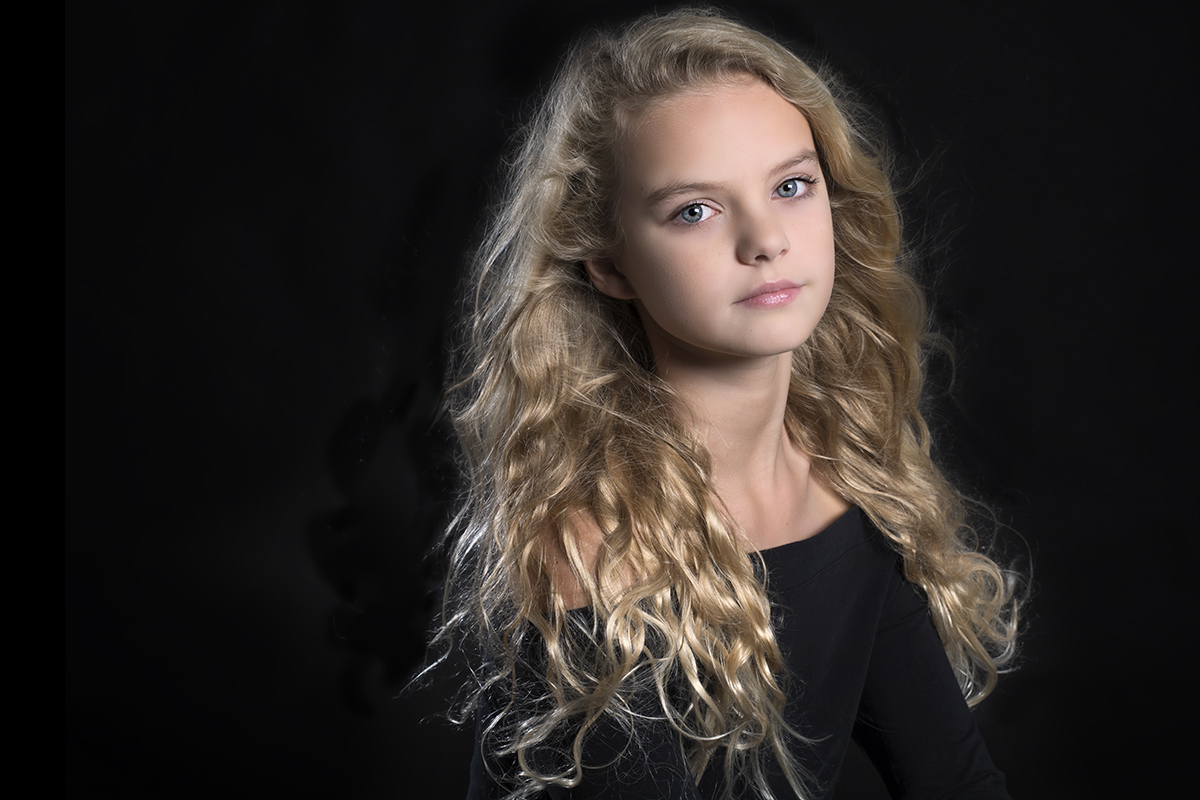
[584,257,638,300]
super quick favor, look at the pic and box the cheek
[633,245,715,319]
[619,236,678,296]
[804,210,837,280]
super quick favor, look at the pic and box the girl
[430,9,1021,799]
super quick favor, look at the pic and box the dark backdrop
[67,2,1193,797]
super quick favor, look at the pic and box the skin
[586,77,849,552]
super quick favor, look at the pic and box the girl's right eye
[677,203,715,224]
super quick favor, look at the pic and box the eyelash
[674,175,819,225]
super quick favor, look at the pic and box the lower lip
[737,287,801,308]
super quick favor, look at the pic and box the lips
[736,280,802,307]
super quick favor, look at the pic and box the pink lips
[736,280,802,308]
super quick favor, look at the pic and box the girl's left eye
[775,177,813,198]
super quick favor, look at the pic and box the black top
[468,508,1009,799]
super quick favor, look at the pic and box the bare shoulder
[545,511,607,610]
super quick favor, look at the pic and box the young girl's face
[587,79,835,369]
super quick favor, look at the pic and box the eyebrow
[642,149,821,207]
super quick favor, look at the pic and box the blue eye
[678,203,714,224]
[777,178,801,198]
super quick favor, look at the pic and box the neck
[653,345,847,550]
[655,346,797,488]
[674,359,793,481]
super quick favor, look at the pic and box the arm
[853,576,1011,800]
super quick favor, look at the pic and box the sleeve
[852,573,1011,800]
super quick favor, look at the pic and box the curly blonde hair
[428,8,1021,799]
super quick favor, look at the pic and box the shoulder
[760,507,898,591]
[545,511,609,611]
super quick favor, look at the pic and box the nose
[735,204,789,265]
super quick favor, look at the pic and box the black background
[67,1,1194,797]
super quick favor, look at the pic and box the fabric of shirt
[467,507,1010,799]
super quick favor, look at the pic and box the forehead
[617,80,817,199]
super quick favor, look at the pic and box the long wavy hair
[428,9,1021,800]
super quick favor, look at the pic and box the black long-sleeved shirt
[468,507,1009,799]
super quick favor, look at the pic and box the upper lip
[738,279,801,302]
